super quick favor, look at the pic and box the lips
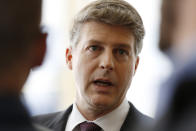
[93,79,114,87]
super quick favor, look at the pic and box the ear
[133,56,140,75]
[32,33,47,68]
[66,47,73,70]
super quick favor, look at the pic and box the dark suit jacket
[153,57,196,131]
[0,95,50,131]
[34,102,153,131]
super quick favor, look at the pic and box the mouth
[93,79,114,87]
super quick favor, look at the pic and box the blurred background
[22,0,172,117]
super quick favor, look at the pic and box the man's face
[67,21,139,111]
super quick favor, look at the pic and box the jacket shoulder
[120,102,154,131]
[33,105,73,130]
[33,111,64,128]
[33,123,52,131]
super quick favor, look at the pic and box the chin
[90,96,116,110]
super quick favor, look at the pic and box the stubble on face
[70,21,138,120]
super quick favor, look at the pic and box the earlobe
[133,56,140,75]
[66,47,73,70]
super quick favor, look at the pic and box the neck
[0,76,23,95]
[0,68,29,95]
[76,98,123,121]
[76,104,105,121]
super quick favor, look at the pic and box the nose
[99,50,114,71]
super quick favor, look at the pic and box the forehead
[78,21,135,48]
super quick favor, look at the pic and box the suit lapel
[52,103,151,131]
[120,102,138,131]
[120,102,153,131]
[52,105,73,131]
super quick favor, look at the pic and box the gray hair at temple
[70,0,145,55]
[0,0,42,69]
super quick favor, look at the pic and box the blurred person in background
[34,0,153,131]
[0,0,50,130]
[153,0,196,130]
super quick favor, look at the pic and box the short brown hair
[70,0,145,55]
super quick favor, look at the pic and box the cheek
[118,63,135,86]
[119,61,135,75]
[73,56,96,86]
[72,56,85,86]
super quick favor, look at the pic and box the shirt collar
[65,99,130,131]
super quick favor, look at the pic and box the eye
[88,45,101,52]
[117,49,129,56]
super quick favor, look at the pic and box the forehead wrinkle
[88,39,105,45]
[79,22,135,50]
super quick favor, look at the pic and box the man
[34,0,152,131]
[153,0,196,131]
[0,0,50,130]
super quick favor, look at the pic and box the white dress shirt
[65,99,130,131]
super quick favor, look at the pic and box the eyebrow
[88,40,103,45]
[88,40,132,49]
[113,44,131,50]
